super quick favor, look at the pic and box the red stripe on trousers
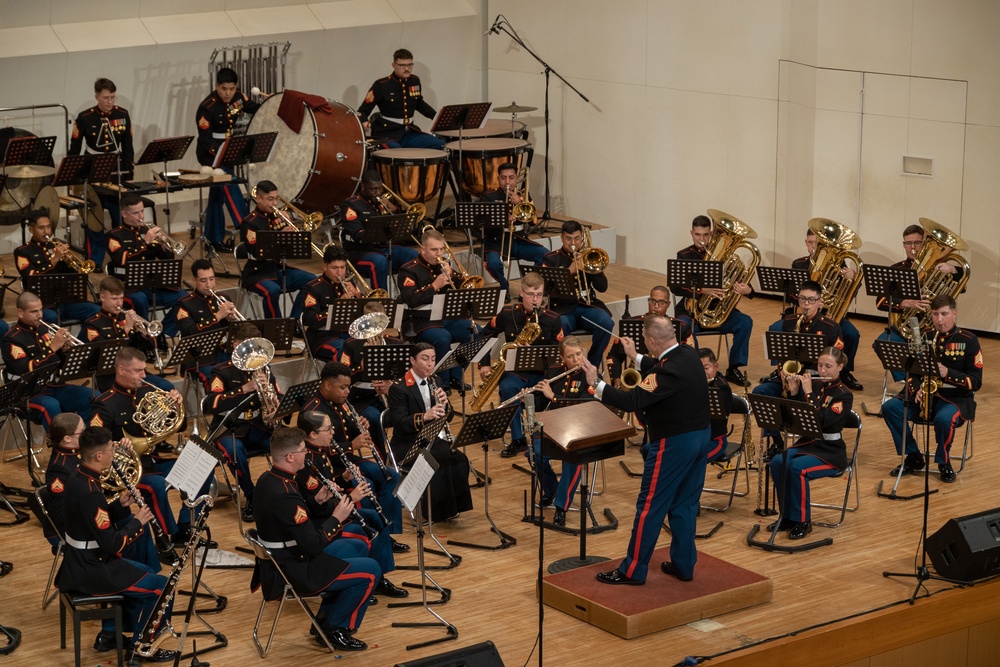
[798,463,835,520]
[623,439,666,579]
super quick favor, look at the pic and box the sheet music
[395,452,437,513]
[165,439,218,499]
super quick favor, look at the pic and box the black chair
[59,592,125,667]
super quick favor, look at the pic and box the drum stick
[581,316,616,338]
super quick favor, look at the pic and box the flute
[306,461,378,539]
[497,365,583,408]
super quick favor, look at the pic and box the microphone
[909,316,924,349]
[483,15,502,36]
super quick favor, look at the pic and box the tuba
[890,218,970,342]
[232,337,281,428]
[807,218,864,322]
[685,209,761,328]
[470,315,541,412]
[131,381,186,455]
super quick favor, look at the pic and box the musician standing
[881,295,981,483]
[479,162,547,292]
[386,343,474,522]
[768,348,852,539]
[240,180,316,319]
[541,220,614,369]
[173,259,239,383]
[301,244,362,361]
[477,271,563,458]
[195,67,260,250]
[107,193,186,337]
[606,286,694,387]
[671,215,754,387]
[340,170,419,293]
[583,315,710,585]
[358,48,446,150]
[253,427,379,652]
[56,426,178,663]
[397,228,476,391]
[69,77,135,264]
[1,291,97,432]
[14,209,100,324]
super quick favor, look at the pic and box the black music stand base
[448,440,516,551]
[876,478,938,501]
[546,470,614,573]
[662,517,724,541]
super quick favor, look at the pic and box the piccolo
[497,365,583,408]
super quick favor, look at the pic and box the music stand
[325,298,400,332]
[763,331,827,367]
[617,319,649,355]
[863,263,921,335]
[253,230,312,319]
[52,152,118,234]
[745,394,832,553]
[164,329,229,369]
[0,375,32,524]
[22,274,93,324]
[436,287,503,322]
[666,259,724,312]
[124,258,183,332]
[446,403,520,551]
[229,318,296,352]
[431,103,493,203]
[271,379,321,422]
[135,136,195,234]
[509,345,560,376]
[520,265,578,305]
[873,339,940,501]
[455,201,506,272]
[367,213,417,294]
[93,338,130,382]
[59,339,123,384]
[757,266,809,317]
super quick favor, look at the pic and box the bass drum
[246,93,366,215]
[370,148,448,204]
[446,138,529,197]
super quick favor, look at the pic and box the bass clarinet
[343,400,392,482]
[306,461,378,539]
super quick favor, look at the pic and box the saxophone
[132,479,218,659]
[470,313,541,412]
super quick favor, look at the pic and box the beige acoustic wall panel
[960,124,1000,332]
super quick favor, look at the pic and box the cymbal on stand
[493,102,538,114]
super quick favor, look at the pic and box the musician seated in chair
[671,214,754,387]
[107,193,187,338]
[302,244,365,362]
[767,347,852,540]
[478,161,548,292]
[477,271,563,458]
[252,427,379,652]
[14,209,100,325]
[302,362,403,545]
[173,259,239,387]
[340,170,419,294]
[397,227,478,391]
[83,276,174,392]
[607,285,694,387]
[542,220,613,369]
[874,224,968,382]
[386,343,474,522]
[240,180,316,319]
[700,348,734,463]
[203,323,282,523]
[1,291,97,432]
[56,425,178,663]
[296,410,409,595]
[91,346,202,545]
[881,295,981,484]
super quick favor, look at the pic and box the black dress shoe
[133,648,180,663]
[376,577,409,598]
[840,372,863,390]
[317,627,367,651]
[596,569,644,586]
[766,519,794,532]
[391,539,410,553]
[759,369,780,384]
[241,498,255,523]
[725,367,751,387]
[539,493,554,508]
[367,595,378,605]
[788,522,812,540]
[552,508,566,527]
[889,452,926,477]
[158,549,180,566]
[94,631,133,652]
[660,561,694,582]
[938,462,956,483]
[500,438,527,458]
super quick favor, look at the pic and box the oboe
[306,461,378,539]
[343,401,392,482]
[328,442,393,529]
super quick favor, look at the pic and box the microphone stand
[204,392,257,547]
[492,18,590,231]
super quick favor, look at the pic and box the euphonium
[232,337,281,428]
[470,315,541,412]
[685,209,761,329]
[890,218,970,343]
[131,380,186,455]
[807,218,864,322]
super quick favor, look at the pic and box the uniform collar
[113,381,138,396]
[390,73,407,84]
[54,444,79,456]
[17,320,39,331]
[269,466,296,481]
[29,237,49,248]
[79,463,102,480]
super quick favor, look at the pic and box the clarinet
[343,401,392,482]
[306,461,378,539]
[425,375,454,441]
[110,455,174,557]
[328,441,393,529]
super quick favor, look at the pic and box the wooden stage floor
[0,256,995,666]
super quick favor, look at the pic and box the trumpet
[44,234,94,274]
[40,320,84,346]
[149,227,186,258]
[208,289,246,322]
[116,305,162,338]
[376,183,426,222]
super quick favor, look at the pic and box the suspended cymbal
[493,102,537,114]
[4,164,56,178]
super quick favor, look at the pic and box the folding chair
[811,410,862,528]
[232,243,263,319]
[910,415,974,474]
[701,394,752,512]
[27,486,63,609]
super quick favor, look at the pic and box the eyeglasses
[522,291,544,299]
[798,295,821,304]
[316,426,333,433]
[288,448,308,456]
[902,241,923,247]
[647,298,669,306]
[394,62,414,69]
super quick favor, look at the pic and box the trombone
[376,183,426,222]
[572,227,609,305]
[279,196,323,231]
[501,167,535,269]
[410,224,484,290]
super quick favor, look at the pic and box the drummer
[357,48,446,150]
[480,161,547,293]
[340,170,419,293]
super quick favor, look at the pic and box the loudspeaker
[393,641,505,667]
[925,507,1000,582]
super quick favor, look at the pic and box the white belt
[211,132,227,140]
[257,538,297,550]
[822,433,841,441]
[66,535,99,549]
[380,115,408,125]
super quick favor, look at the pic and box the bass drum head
[246,93,366,215]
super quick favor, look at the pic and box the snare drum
[446,138,529,197]
[435,119,526,140]
[246,93,366,215]
[371,148,448,204]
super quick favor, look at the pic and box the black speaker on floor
[925,507,1000,582]
[393,641,505,667]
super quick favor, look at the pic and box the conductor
[582,314,710,585]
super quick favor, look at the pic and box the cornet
[116,305,162,338]
[208,289,247,321]
[40,320,84,346]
